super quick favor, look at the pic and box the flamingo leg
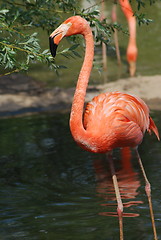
[112,4,121,66]
[135,149,158,240]
[107,152,124,240]
[100,0,108,82]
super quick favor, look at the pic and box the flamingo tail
[148,117,160,141]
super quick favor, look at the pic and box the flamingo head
[127,44,138,77]
[49,16,90,57]
[129,61,136,77]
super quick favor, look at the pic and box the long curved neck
[69,28,94,142]
[119,0,136,46]
[127,13,136,49]
[119,0,137,77]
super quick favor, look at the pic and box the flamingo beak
[49,22,72,58]
[129,61,136,77]
[49,35,58,57]
[49,30,64,57]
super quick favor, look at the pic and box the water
[0,111,161,240]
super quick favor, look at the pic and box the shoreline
[0,74,161,117]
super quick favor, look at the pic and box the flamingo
[119,0,138,76]
[49,16,159,240]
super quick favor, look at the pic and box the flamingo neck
[119,0,137,77]
[119,0,136,41]
[128,17,136,47]
[69,28,94,145]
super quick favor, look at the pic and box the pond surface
[0,111,161,240]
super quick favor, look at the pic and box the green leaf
[42,49,49,54]
[72,50,81,58]
[69,44,80,51]
[0,9,9,15]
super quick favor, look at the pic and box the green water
[28,1,161,88]
[0,111,161,239]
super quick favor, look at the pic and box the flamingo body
[82,91,158,153]
[49,16,159,154]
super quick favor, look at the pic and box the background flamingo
[119,0,138,76]
[102,0,137,76]
[49,15,159,240]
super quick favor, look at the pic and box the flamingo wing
[83,92,159,152]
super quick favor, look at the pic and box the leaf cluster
[0,0,80,76]
[133,0,156,10]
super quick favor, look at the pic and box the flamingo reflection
[93,147,143,217]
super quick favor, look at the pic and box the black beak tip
[49,36,58,58]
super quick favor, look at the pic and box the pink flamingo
[49,16,159,240]
[119,0,138,76]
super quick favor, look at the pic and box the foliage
[130,0,156,25]
[0,0,159,76]
[133,0,157,10]
[0,0,80,76]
